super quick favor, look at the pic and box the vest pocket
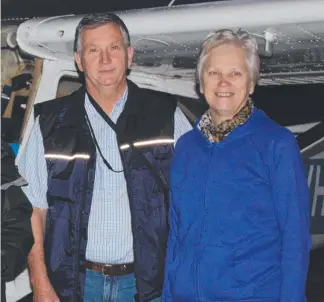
[46,156,90,204]
[129,169,165,210]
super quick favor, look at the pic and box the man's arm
[28,208,48,284]
[28,208,59,301]
[272,132,311,302]
[18,117,59,301]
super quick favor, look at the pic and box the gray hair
[196,29,260,84]
[74,13,131,53]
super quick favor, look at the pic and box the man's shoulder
[130,80,176,102]
[128,80,177,113]
[117,81,178,141]
[34,87,85,118]
[142,88,177,103]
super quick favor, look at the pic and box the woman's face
[200,43,255,121]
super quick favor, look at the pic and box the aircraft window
[1,53,33,144]
[56,75,82,98]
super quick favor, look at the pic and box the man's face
[74,23,134,89]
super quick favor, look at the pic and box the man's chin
[100,76,127,86]
[98,80,117,87]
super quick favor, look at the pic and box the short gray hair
[197,29,260,84]
[74,13,131,53]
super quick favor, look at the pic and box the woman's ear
[199,77,204,95]
[249,82,255,95]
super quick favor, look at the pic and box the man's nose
[101,51,112,64]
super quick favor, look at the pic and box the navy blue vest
[35,81,176,301]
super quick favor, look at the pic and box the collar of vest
[36,80,176,147]
[119,80,176,144]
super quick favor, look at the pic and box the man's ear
[74,52,83,72]
[127,47,134,68]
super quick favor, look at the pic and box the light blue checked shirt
[18,87,192,264]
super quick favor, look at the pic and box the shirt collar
[85,86,128,122]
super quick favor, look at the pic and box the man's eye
[89,48,98,53]
[208,71,218,76]
[112,45,120,50]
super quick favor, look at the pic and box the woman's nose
[218,75,231,87]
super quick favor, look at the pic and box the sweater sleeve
[162,200,178,302]
[162,135,188,302]
[272,132,311,302]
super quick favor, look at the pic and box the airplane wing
[15,0,324,99]
[11,0,324,156]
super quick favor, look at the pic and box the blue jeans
[84,269,161,302]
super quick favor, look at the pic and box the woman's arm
[162,135,189,302]
[272,132,311,302]
[162,196,179,302]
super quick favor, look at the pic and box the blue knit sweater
[163,108,311,302]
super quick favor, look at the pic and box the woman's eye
[232,71,242,76]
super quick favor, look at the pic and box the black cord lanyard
[84,92,169,196]
[84,110,123,173]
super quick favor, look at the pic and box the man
[18,13,191,302]
[1,140,34,302]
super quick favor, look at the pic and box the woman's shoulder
[175,128,197,148]
[247,109,299,160]
[253,109,296,143]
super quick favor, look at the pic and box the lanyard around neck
[84,109,123,173]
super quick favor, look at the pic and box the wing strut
[168,0,176,7]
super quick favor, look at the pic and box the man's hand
[33,279,59,302]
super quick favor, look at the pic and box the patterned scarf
[198,99,254,142]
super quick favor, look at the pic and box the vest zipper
[73,158,89,301]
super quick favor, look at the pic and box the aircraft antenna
[168,0,176,7]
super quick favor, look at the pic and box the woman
[163,29,311,302]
